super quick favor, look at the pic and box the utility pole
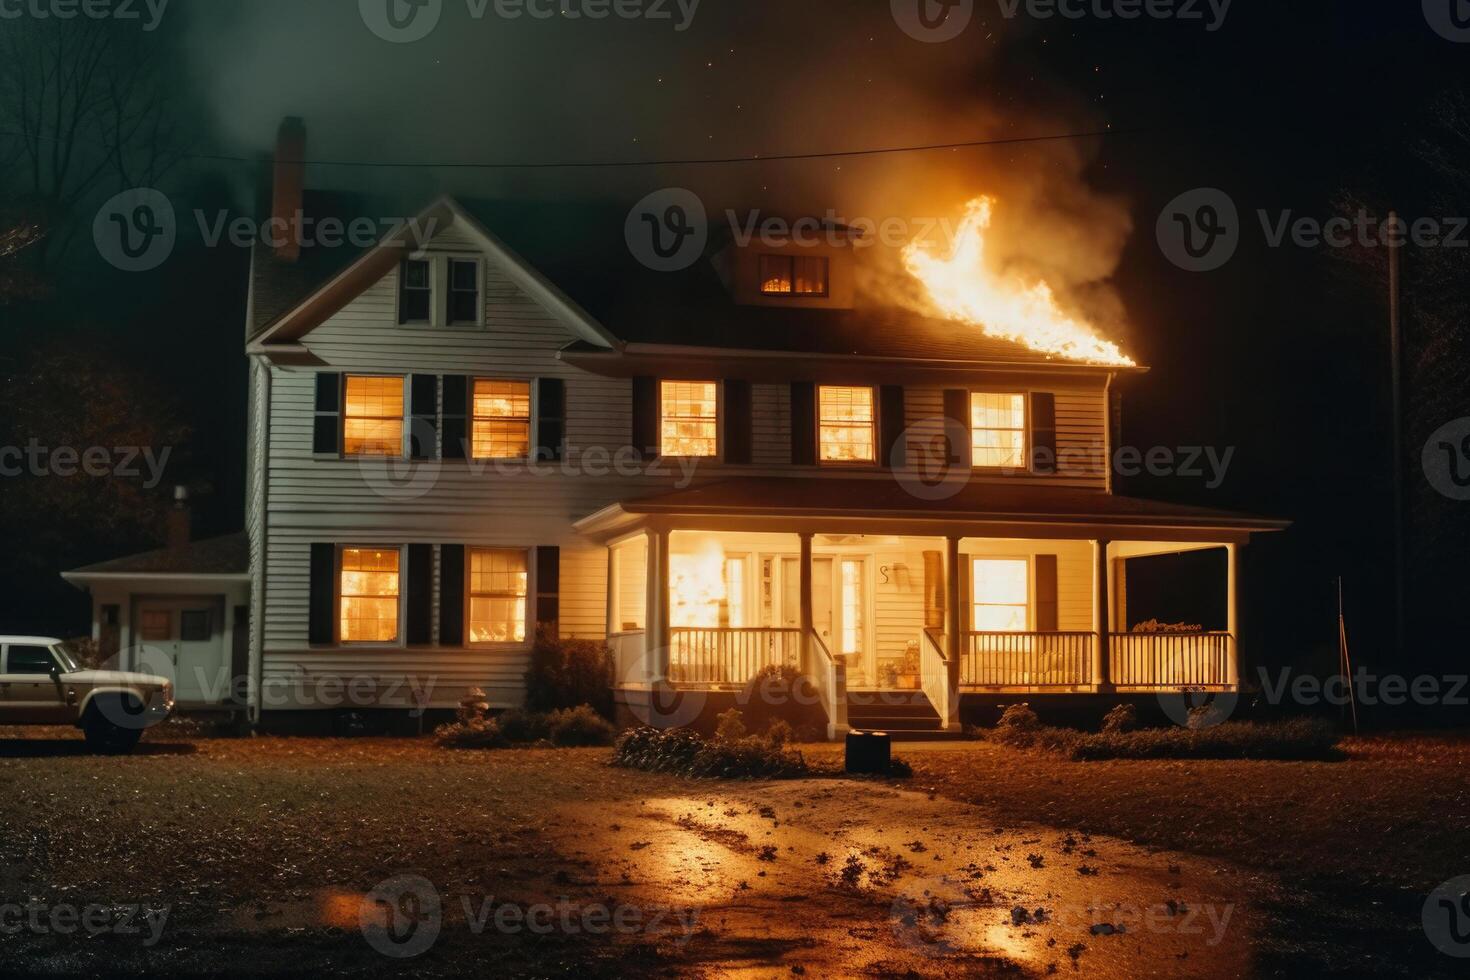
[1388,210,1405,666]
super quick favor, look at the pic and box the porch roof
[574,478,1289,543]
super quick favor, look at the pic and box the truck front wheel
[82,697,145,755]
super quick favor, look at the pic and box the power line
[0,122,1199,171]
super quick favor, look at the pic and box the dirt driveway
[0,728,1451,977]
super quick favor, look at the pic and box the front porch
[577,478,1283,739]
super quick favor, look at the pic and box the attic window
[448,258,481,325]
[759,254,828,297]
[399,259,431,323]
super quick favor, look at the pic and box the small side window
[448,259,481,325]
[181,611,212,642]
[5,645,56,676]
[399,258,432,324]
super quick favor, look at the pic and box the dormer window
[448,258,481,325]
[759,254,828,297]
[398,259,431,323]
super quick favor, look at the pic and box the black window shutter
[439,545,465,646]
[943,388,970,467]
[312,373,342,455]
[1030,392,1058,474]
[308,543,335,645]
[406,544,433,645]
[1035,554,1060,632]
[535,378,566,462]
[879,385,906,469]
[631,376,658,460]
[790,382,816,466]
[442,376,469,461]
[723,379,753,464]
[409,375,439,460]
[535,546,561,637]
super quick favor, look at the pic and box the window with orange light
[759,254,828,296]
[340,547,400,643]
[660,381,718,457]
[343,376,405,456]
[472,379,532,459]
[971,558,1029,631]
[468,548,528,643]
[971,392,1027,468]
[818,386,876,463]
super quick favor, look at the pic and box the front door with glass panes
[760,554,872,688]
[133,598,227,704]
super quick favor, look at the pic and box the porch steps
[846,693,965,741]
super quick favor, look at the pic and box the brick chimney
[166,486,191,552]
[269,116,306,262]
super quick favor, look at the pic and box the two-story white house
[65,118,1286,737]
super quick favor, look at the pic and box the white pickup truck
[0,636,173,753]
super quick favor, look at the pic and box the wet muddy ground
[0,729,1463,977]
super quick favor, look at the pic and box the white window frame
[815,384,878,467]
[395,253,485,329]
[470,378,533,461]
[337,544,406,647]
[969,555,1033,633]
[465,546,533,648]
[341,374,408,459]
[658,380,721,460]
[970,390,1029,472]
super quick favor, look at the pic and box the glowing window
[472,380,532,459]
[468,549,528,643]
[971,559,1029,632]
[340,548,400,643]
[759,254,828,296]
[971,392,1026,469]
[343,376,404,457]
[660,381,718,457]
[818,386,876,463]
[724,558,747,628]
[840,559,864,655]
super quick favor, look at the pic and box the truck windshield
[50,645,81,673]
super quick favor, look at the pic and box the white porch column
[1092,539,1113,690]
[945,536,963,693]
[645,528,670,684]
[799,533,814,675]
[1226,542,1241,687]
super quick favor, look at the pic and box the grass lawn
[1,726,1465,977]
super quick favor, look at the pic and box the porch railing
[1110,632,1233,689]
[919,628,956,728]
[669,627,801,686]
[962,632,1094,689]
[809,630,849,737]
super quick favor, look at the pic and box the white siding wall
[255,228,1112,710]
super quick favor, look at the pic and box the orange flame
[669,541,727,628]
[902,197,1136,367]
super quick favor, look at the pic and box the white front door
[769,555,873,687]
[134,599,227,704]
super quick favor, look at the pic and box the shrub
[524,628,614,718]
[495,708,551,744]
[1070,718,1341,762]
[612,725,809,779]
[1101,704,1139,734]
[715,708,748,742]
[546,705,618,747]
[1187,703,1230,731]
[737,664,826,738]
[997,703,1040,731]
[764,719,795,748]
[435,717,506,749]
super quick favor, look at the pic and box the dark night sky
[4,1,1464,708]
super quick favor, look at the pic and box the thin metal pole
[1388,211,1405,665]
